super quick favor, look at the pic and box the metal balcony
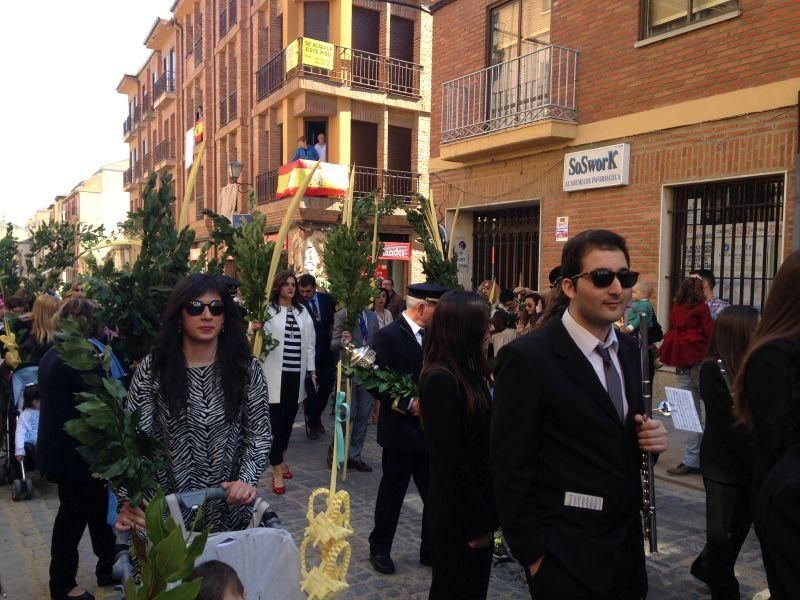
[123,167,136,190]
[153,72,176,108]
[256,37,422,102]
[123,116,134,141]
[353,167,419,205]
[441,45,578,144]
[194,37,203,67]
[255,169,279,203]
[154,139,176,170]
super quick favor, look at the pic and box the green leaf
[152,525,189,581]
[146,489,168,545]
[157,578,202,600]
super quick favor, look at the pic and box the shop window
[641,0,739,39]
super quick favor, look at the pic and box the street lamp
[227,160,249,194]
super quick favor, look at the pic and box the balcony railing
[440,45,578,144]
[194,37,203,67]
[256,37,422,101]
[219,96,228,125]
[153,72,175,101]
[354,166,419,205]
[123,116,133,138]
[142,94,155,120]
[140,154,152,179]
[154,139,175,165]
[229,0,237,28]
[219,8,227,39]
[228,91,237,121]
[134,160,143,181]
[123,167,134,188]
[255,169,279,203]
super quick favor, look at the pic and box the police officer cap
[217,275,241,289]
[548,266,562,286]
[406,282,449,303]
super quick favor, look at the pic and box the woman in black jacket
[38,298,116,600]
[690,306,758,599]
[734,249,800,600]
[419,290,497,600]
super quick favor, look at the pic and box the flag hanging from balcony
[275,160,349,199]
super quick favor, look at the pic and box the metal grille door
[670,176,784,310]
[472,207,540,291]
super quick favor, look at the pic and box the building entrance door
[669,175,784,310]
[472,205,539,291]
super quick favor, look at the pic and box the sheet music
[664,387,703,433]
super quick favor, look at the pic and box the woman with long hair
[256,270,316,494]
[372,287,394,329]
[117,274,271,535]
[733,250,800,599]
[659,277,713,476]
[38,298,117,600]
[516,292,543,336]
[690,306,759,599]
[419,290,497,600]
[7,294,59,365]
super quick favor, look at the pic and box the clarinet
[638,312,658,553]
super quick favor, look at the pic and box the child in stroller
[15,384,39,467]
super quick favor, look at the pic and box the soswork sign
[563,143,631,192]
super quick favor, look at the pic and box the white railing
[441,45,578,143]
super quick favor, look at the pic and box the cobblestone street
[1,371,770,599]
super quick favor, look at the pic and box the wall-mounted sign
[379,242,412,262]
[563,143,631,192]
[286,38,334,73]
[285,39,299,72]
[231,213,253,229]
[556,216,569,242]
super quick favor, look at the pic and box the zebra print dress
[126,354,272,532]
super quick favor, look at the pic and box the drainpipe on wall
[794,90,800,252]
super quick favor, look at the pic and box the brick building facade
[118,0,434,287]
[429,0,799,314]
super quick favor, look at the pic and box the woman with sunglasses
[659,277,713,477]
[254,270,316,494]
[117,274,271,535]
[419,290,497,599]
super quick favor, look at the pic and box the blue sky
[0,0,170,226]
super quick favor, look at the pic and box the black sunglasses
[570,269,640,289]
[184,300,225,316]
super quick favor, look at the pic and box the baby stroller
[114,487,304,599]
[1,364,39,501]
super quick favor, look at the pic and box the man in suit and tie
[298,274,336,440]
[492,230,668,600]
[368,282,449,575]
[330,305,380,471]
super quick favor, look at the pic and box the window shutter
[304,2,330,42]
[351,121,378,168]
[389,16,414,62]
[387,126,412,172]
[353,7,380,53]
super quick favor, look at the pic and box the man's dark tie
[419,328,426,346]
[310,298,320,322]
[596,344,625,422]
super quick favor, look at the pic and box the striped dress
[126,354,272,532]
[282,308,303,373]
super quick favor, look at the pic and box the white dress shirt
[402,311,424,346]
[562,308,629,418]
[314,142,327,162]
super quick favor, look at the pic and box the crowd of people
[1,228,799,600]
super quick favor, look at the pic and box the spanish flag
[275,160,349,199]
[194,117,205,144]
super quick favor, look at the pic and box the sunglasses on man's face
[184,300,225,316]
[571,269,640,289]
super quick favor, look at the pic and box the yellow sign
[301,38,334,70]
[285,39,299,72]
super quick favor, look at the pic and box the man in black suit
[298,273,336,439]
[492,230,668,600]
[368,282,448,575]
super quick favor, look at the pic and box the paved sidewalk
[0,369,769,599]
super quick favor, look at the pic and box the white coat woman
[256,270,316,494]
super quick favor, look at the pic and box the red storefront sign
[378,242,411,261]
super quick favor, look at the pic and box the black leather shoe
[370,553,396,574]
[347,458,373,472]
[667,463,700,476]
